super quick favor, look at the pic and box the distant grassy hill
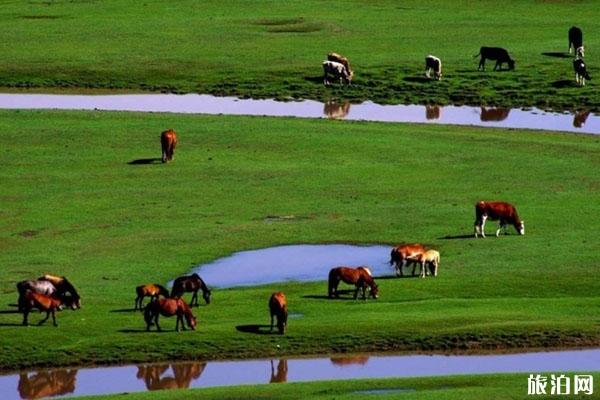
[0,0,598,109]
[0,110,598,370]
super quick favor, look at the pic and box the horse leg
[22,309,29,326]
[420,261,426,278]
[270,312,274,332]
[39,311,50,325]
[191,291,198,307]
[51,309,57,327]
[154,314,161,332]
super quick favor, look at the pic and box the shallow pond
[0,93,597,134]
[1,349,598,399]
[187,244,392,288]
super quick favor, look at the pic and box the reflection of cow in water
[425,105,441,120]
[270,359,288,383]
[324,101,351,119]
[137,362,206,390]
[330,355,369,366]
[18,369,77,399]
[480,107,510,122]
[573,110,591,128]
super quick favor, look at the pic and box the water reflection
[1,349,598,399]
[18,369,77,399]
[425,105,441,120]
[323,101,350,119]
[573,110,591,127]
[330,355,370,366]
[480,107,511,121]
[0,93,597,135]
[269,359,288,383]
[136,362,206,390]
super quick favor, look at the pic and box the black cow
[573,57,591,86]
[568,26,583,55]
[475,47,515,71]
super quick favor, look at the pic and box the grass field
[0,0,599,110]
[0,110,598,372]
[83,373,600,400]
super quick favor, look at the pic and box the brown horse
[171,273,211,307]
[135,284,170,311]
[17,275,80,312]
[18,369,77,399]
[22,291,65,327]
[144,297,196,332]
[328,266,379,300]
[160,129,177,163]
[390,244,427,277]
[269,292,288,334]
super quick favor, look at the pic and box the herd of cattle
[15,200,524,334]
[323,26,591,86]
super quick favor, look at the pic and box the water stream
[0,93,597,134]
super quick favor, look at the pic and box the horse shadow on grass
[403,76,431,83]
[542,52,571,59]
[128,158,162,165]
[439,234,473,240]
[304,75,324,84]
[235,324,275,335]
[110,308,138,313]
[551,79,576,89]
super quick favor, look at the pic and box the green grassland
[0,0,599,110]
[0,110,598,371]
[84,373,600,400]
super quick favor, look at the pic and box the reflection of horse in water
[137,362,206,390]
[18,369,77,399]
[270,359,288,383]
[573,110,591,128]
[330,355,370,366]
[480,107,510,121]
[324,101,351,119]
[425,105,441,120]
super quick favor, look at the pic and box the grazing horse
[135,284,170,311]
[21,291,64,327]
[409,249,440,278]
[38,274,81,309]
[390,244,426,276]
[474,201,524,238]
[328,267,379,300]
[171,273,211,307]
[269,292,288,334]
[144,297,196,332]
[160,129,177,163]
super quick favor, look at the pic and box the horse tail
[327,269,337,297]
[144,300,155,326]
[389,248,396,266]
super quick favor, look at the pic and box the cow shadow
[403,76,431,83]
[551,79,576,89]
[439,234,473,240]
[542,52,571,59]
[235,324,273,335]
[128,158,162,165]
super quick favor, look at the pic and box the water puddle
[189,244,392,288]
[1,349,598,399]
[0,93,597,134]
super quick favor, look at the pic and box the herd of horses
[14,200,523,333]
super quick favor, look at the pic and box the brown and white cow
[323,61,352,86]
[327,52,354,79]
[474,201,524,238]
